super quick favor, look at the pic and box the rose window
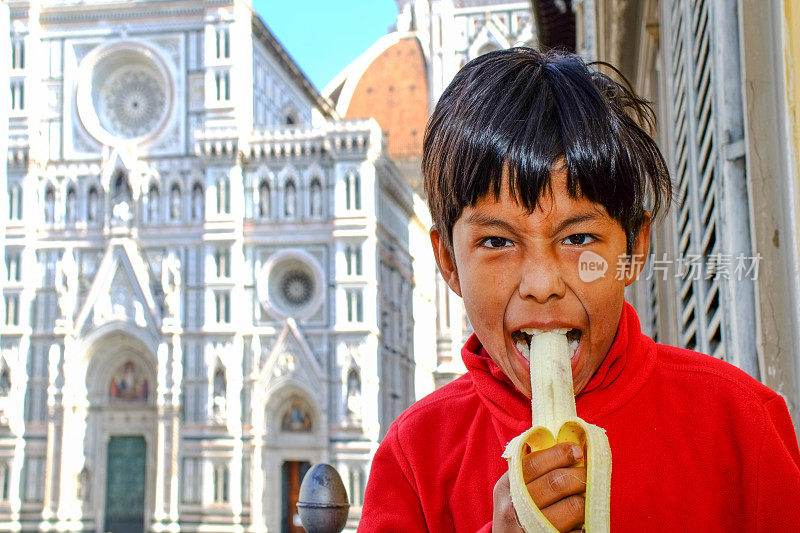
[77,43,174,145]
[100,68,167,139]
[258,251,323,319]
[280,270,313,306]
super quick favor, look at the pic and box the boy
[359,48,800,531]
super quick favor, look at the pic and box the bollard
[297,463,350,533]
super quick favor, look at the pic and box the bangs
[423,48,670,252]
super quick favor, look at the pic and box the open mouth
[512,328,582,361]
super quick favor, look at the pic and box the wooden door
[282,460,311,533]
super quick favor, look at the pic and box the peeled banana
[502,329,611,532]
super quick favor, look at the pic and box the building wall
[2,1,419,531]
[578,0,800,435]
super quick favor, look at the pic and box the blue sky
[251,0,398,92]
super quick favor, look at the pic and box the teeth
[516,328,580,361]
[569,337,579,358]
[520,327,568,336]
[516,339,531,361]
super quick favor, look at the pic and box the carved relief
[273,352,296,378]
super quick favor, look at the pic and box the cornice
[37,1,206,24]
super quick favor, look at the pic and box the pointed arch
[258,178,271,219]
[309,178,323,218]
[146,183,160,224]
[87,184,102,223]
[112,170,132,205]
[65,183,77,224]
[283,178,297,219]
[169,182,182,221]
[43,184,56,223]
[191,182,205,220]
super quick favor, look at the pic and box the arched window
[258,179,270,219]
[309,178,322,218]
[44,185,55,223]
[169,183,182,221]
[8,185,22,220]
[216,177,230,214]
[191,183,204,220]
[87,186,101,223]
[65,185,76,224]
[284,180,296,219]
[345,171,361,211]
[148,184,160,223]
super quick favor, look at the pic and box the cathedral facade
[2,1,422,531]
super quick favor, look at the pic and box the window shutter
[665,0,722,356]
[659,0,756,372]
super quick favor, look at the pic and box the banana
[502,329,612,532]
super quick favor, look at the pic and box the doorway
[104,436,146,533]
[281,460,311,533]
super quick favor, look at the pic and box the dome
[324,33,429,190]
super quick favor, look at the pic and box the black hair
[422,47,672,254]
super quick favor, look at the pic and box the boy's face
[431,167,649,398]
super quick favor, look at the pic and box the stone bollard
[297,463,350,533]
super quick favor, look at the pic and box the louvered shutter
[659,0,757,373]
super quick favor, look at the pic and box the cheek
[460,275,511,334]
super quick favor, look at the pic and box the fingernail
[571,445,583,461]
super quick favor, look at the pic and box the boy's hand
[492,442,586,533]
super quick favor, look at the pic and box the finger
[541,494,585,533]
[522,443,583,484]
[492,473,525,532]
[526,466,587,509]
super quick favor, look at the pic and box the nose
[518,251,566,303]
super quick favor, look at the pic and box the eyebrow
[464,210,605,235]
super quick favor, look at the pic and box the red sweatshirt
[359,302,800,532]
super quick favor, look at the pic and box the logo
[578,251,608,282]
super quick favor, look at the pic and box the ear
[623,212,651,286]
[430,226,462,297]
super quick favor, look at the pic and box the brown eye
[564,234,594,246]
[482,237,512,248]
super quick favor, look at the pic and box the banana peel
[502,330,611,532]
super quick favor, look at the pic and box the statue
[55,249,78,321]
[213,367,227,421]
[259,181,270,218]
[310,180,322,217]
[346,369,362,421]
[170,184,181,220]
[76,466,90,504]
[0,368,10,396]
[285,182,296,218]
[161,252,181,319]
